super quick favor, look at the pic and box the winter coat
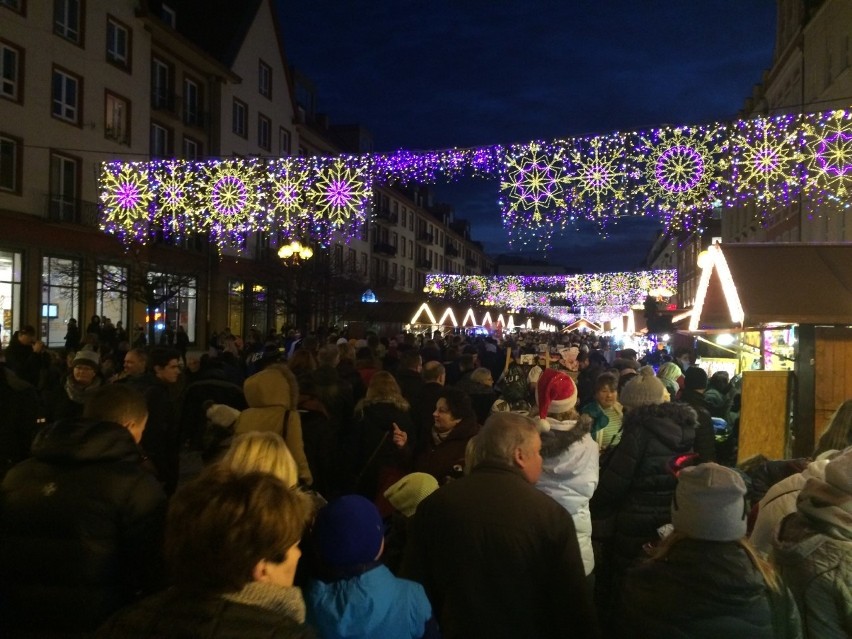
[235,365,313,485]
[622,538,802,639]
[395,367,425,405]
[413,415,479,484]
[0,364,40,480]
[352,399,415,499]
[402,462,598,639]
[679,391,717,463]
[536,417,600,575]
[0,418,167,635]
[590,402,697,563]
[138,374,181,495]
[581,400,624,450]
[750,458,830,557]
[97,582,314,639]
[771,477,852,638]
[306,564,434,639]
[312,364,356,430]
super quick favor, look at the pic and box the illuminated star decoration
[267,159,311,237]
[309,158,372,238]
[636,125,726,230]
[201,159,263,247]
[154,161,196,237]
[99,163,153,240]
[566,136,631,225]
[804,110,852,199]
[729,115,802,210]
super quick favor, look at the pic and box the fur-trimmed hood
[540,414,593,458]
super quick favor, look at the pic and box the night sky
[277,1,777,272]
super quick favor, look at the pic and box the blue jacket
[306,564,435,639]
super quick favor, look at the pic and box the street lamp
[277,240,314,261]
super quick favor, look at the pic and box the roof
[691,243,852,330]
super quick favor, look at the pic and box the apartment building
[0,0,492,348]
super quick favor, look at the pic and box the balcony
[416,258,432,270]
[373,275,397,288]
[151,90,177,113]
[373,242,397,257]
[374,208,398,224]
[183,107,207,128]
[446,244,459,257]
[417,231,433,243]
[45,195,99,228]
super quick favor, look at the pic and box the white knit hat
[672,463,748,541]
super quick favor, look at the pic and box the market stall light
[463,308,477,327]
[410,303,437,326]
[689,243,745,331]
[716,333,736,346]
[481,312,493,327]
[438,307,459,327]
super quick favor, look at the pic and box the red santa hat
[536,368,578,431]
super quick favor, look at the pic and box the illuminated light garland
[689,243,745,331]
[98,108,852,252]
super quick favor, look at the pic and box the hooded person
[771,447,852,639]
[305,495,438,639]
[48,347,104,421]
[382,472,440,574]
[232,364,313,486]
[621,463,802,638]
[679,365,717,464]
[589,366,697,629]
[534,367,599,578]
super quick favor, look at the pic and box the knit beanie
[313,495,384,568]
[824,446,852,494]
[72,348,100,370]
[684,366,709,392]
[672,463,748,541]
[618,366,669,410]
[383,472,439,517]
[536,368,577,431]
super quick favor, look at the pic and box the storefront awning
[691,243,852,330]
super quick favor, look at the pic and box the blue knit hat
[313,495,384,568]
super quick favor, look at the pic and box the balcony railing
[416,258,432,269]
[446,244,459,257]
[151,90,177,113]
[417,231,433,243]
[373,242,397,257]
[45,195,99,227]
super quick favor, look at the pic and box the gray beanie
[672,463,748,541]
[618,366,669,410]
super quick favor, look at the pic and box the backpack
[501,362,529,402]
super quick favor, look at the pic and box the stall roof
[692,243,852,330]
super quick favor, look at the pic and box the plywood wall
[738,370,792,463]
[814,327,852,446]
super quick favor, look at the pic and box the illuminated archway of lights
[805,110,852,197]
[98,107,852,251]
[100,164,153,236]
[730,115,802,204]
[500,143,566,222]
[309,159,371,229]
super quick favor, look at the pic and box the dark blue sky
[277,1,777,271]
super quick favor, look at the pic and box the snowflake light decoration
[635,125,726,228]
[500,143,567,222]
[804,110,852,198]
[100,163,153,239]
[729,115,802,208]
[267,159,311,235]
[152,161,197,236]
[309,158,372,233]
[566,136,632,221]
[200,160,263,245]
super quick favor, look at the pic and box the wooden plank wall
[738,370,792,463]
[814,327,852,448]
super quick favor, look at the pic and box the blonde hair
[355,370,409,413]
[651,530,781,593]
[220,431,299,488]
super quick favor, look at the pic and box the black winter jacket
[591,402,696,562]
[0,418,167,635]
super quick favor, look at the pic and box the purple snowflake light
[212,175,248,216]
[116,182,141,210]
[816,131,852,176]
[655,145,704,192]
[325,179,352,207]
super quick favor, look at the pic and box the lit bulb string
[99,108,852,250]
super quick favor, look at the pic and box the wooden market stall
[690,243,852,460]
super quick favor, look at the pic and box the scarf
[64,375,102,405]
[222,581,307,623]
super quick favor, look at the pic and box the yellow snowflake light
[566,137,629,218]
[267,159,311,233]
[804,110,852,198]
[500,143,566,222]
[309,158,371,228]
[730,116,801,204]
[100,163,153,231]
[201,160,262,235]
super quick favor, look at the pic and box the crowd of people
[0,321,850,638]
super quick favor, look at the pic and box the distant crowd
[0,320,849,638]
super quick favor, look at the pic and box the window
[54,0,82,45]
[147,271,197,344]
[258,59,271,98]
[1,40,22,102]
[42,256,80,348]
[182,135,199,160]
[51,67,81,124]
[183,77,201,126]
[278,127,291,155]
[160,3,175,27]
[105,91,129,144]
[0,0,25,14]
[0,133,21,193]
[257,113,271,150]
[0,250,22,349]
[232,98,247,137]
[49,152,79,221]
[227,280,244,337]
[106,16,130,69]
[96,264,127,329]
[150,122,170,158]
[151,57,171,110]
